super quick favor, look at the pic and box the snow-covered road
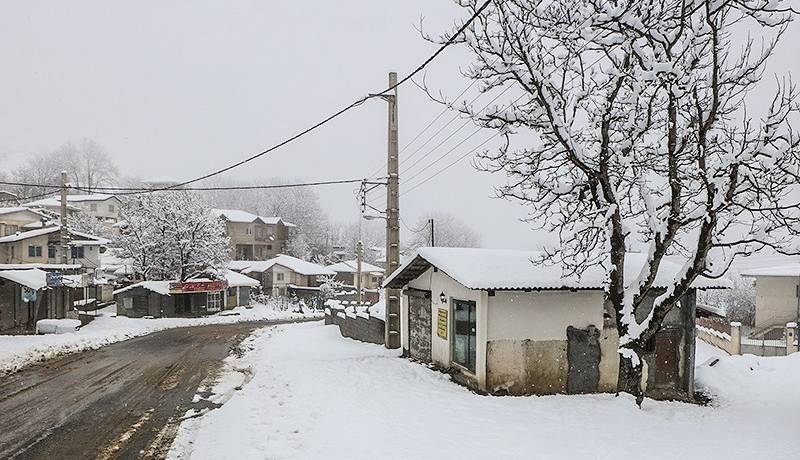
[170,322,800,460]
[0,304,321,375]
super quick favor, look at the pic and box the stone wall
[325,306,385,345]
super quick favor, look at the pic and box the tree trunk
[618,352,645,407]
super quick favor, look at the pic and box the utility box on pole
[385,72,401,349]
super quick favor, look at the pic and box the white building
[384,247,727,399]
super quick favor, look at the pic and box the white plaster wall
[406,267,487,388]
[754,276,800,329]
[487,290,605,341]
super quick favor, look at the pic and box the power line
[2,178,370,198]
[134,0,495,195]
[401,132,501,198]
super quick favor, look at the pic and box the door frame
[450,297,477,374]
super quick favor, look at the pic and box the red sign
[169,280,227,293]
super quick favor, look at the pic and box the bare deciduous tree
[406,211,482,249]
[441,0,800,404]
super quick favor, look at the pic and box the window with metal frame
[207,291,222,312]
[452,299,477,372]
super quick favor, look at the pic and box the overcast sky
[1,1,798,249]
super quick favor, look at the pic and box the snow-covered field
[170,322,800,460]
[0,304,321,375]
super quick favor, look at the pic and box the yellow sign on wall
[437,308,448,339]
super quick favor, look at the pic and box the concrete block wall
[325,306,385,345]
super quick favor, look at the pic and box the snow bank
[35,319,82,335]
[168,325,800,460]
[0,303,321,375]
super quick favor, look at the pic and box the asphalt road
[0,320,298,459]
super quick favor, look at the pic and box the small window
[71,246,85,259]
[90,203,98,212]
[28,245,42,257]
[207,291,222,312]
[267,244,272,250]
[48,246,56,259]
[108,204,115,212]
[276,272,285,282]
[256,246,263,257]
[246,227,252,235]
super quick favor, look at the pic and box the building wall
[485,290,606,395]
[0,234,102,268]
[73,198,121,222]
[224,221,287,261]
[0,210,48,236]
[406,267,488,389]
[753,276,799,329]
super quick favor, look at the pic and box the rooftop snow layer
[223,269,261,287]
[211,209,295,227]
[113,280,172,296]
[740,264,800,277]
[384,247,730,291]
[0,268,48,290]
[228,260,256,271]
[243,254,335,277]
[327,260,384,274]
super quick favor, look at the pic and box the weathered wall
[753,276,799,329]
[486,339,568,395]
[487,291,604,341]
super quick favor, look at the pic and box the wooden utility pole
[356,240,363,307]
[385,71,401,349]
[60,171,69,264]
[429,218,435,247]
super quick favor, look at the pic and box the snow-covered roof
[228,260,255,271]
[211,209,295,227]
[0,268,48,290]
[327,260,384,274]
[384,248,730,291]
[222,269,260,287]
[0,226,110,245]
[0,206,50,218]
[26,194,117,208]
[243,254,335,276]
[113,280,172,296]
[0,263,81,271]
[740,264,800,277]
[0,226,60,243]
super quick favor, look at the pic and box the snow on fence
[324,301,385,345]
[696,319,799,357]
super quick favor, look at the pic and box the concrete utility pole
[60,171,68,264]
[356,240,364,307]
[385,71,401,349]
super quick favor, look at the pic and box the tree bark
[618,352,645,407]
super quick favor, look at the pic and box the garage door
[407,290,432,362]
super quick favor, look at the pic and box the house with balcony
[211,209,296,261]
[241,254,335,300]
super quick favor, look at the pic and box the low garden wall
[325,305,385,345]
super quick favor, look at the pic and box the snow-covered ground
[170,323,800,460]
[0,304,321,375]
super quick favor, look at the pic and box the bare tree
[406,211,482,249]
[12,138,118,198]
[440,0,800,404]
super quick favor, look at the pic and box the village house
[0,190,19,206]
[0,226,109,269]
[384,247,728,400]
[327,260,384,290]
[113,269,260,317]
[0,207,56,236]
[211,209,296,261]
[0,268,76,333]
[740,265,799,330]
[26,194,122,224]
[241,254,334,301]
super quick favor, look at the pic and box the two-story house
[26,194,122,224]
[211,209,296,261]
[0,226,110,269]
[241,254,335,299]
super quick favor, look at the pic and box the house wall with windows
[0,208,50,236]
[73,197,121,223]
[0,233,103,268]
